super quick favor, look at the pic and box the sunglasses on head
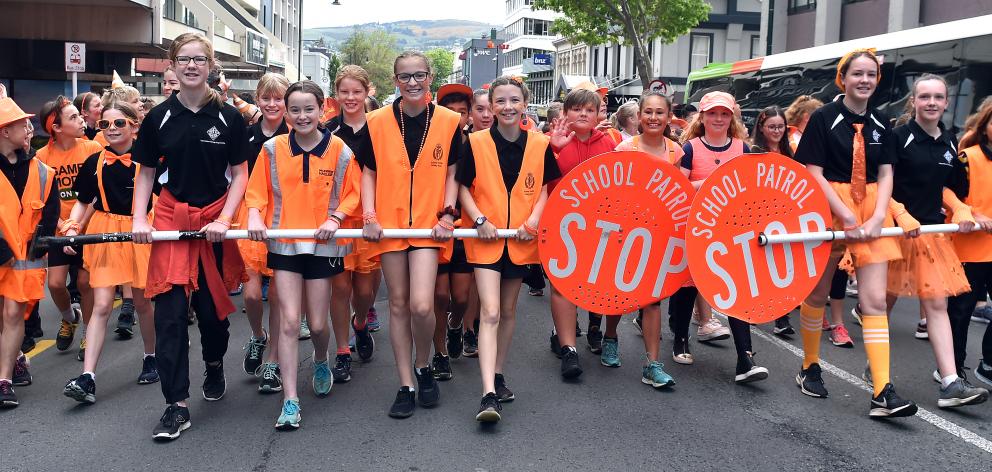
[97,118,135,130]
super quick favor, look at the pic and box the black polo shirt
[0,149,60,260]
[84,126,99,141]
[326,114,369,161]
[949,143,992,201]
[892,120,958,224]
[456,127,560,191]
[246,119,289,173]
[354,99,461,171]
[795,98,896,183]
[132,93,249,207]
[287,128,334,184]
[73,148,157,215]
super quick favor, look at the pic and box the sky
[300,0,506,29]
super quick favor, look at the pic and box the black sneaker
[734,352,769,384]
[462,330,478,358]
[258,363,283,393]
[12,355,31,386]
[332,354,353,383]
[870,383,918,418]
[352,315,375,361]
[242,332,267,375]
[586,326,603,354]
[202,361,226,401]
[20,335,36,354]
[431,353,452,381]
[975,360,992,387]
[0,380,17,408]
[138,356,160,384]
[77,338,86,362]
[560,346,583,379]
[475,392,502,423]
[446,325,463,359]
[550,333,562,357]
[63,373,96,404]
[938,378,989,408]
[773,316,795,337]
[796,363,828,398]
[495,373,514,402]
[187,306,196,326]
[56,319,77,351]
[388,387,416,419]
[115,300,136,338]
[415,366,440,407]
[152,404,191,441]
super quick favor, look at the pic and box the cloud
[300,0,505,29]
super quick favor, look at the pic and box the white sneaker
[697,318,730,342]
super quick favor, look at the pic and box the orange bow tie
[104,153,133,167]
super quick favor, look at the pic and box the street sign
[65,42,85,73]
[648,79,668,96]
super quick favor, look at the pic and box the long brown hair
[168,32,224,107]
[750,106,793,158]
[959,102,992,150]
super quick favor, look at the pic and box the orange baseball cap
[699,91,736,112]
[670,118,689,129]
[0,97,33,129]
[436,83,473,105]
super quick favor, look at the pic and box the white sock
[84,371,95,380]
[941,374,959,389]
[144,353,155,359]
[61,308,75,323]
[919,319,927,326]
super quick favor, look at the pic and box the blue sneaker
[313,360,333,396]
[641,360,675,388]
[600,337,621,367]
[275,398,301,430]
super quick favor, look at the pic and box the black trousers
[154,244,231,404]
[947,261,992,371]
[668,286,752,358]
[523,264,546,291]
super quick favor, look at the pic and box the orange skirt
[828,182,902,268]
[0,266,44,303]
[887,233,970,298]
[83,211,150,289]
[343,219,380,274]
[235,202,272,277]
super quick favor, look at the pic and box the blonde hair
[256,72,290,100]
[167,32,224,107]
[101,85,140,108]
[784,95,823,126]
[335,65,372,93]
[680,109,748,143]
[611,101,639,130]
[393,50,432,75]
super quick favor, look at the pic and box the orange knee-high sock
[862,314,891,396]
[799,303,824,369]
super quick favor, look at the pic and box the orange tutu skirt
[887,233,970,298]
[828,181,902,269]
[82,211,150,289]
[343,219,380,274]
[235,203,272,277]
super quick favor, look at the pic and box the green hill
[304,19,498,51]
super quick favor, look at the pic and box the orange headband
[835,48,881,91]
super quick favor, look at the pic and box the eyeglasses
[395,71,429,83]
[97,118,135,130]
[764,124,786,131]
[175,56,209,66]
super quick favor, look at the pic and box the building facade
[500,0,561,107]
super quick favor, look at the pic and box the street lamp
[299,0,342,81]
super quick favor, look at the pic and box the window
[689,34,712,72]
[750,35,761,59]
[788,0,816,14]
[603,47,609,76]
[614,45,621,77]
[592,48,599,75]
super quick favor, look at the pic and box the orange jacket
[365,104,460,260]
[951,145,992,262]
[36,138,103,219]
[463,130,547,265]
[0,158,55,302]
[246,132,361,257]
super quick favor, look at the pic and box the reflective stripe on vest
[12,258,46,270]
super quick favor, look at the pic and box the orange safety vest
[951,145,992,262]
[0,158,55,302]
[463,130,547,265]
[627,135,680,165]
[365,104,460,259]
[788,125,802,153]
[606,128,623,145]
[687,137,745,182]
[36,138,103,219]
[246,133,361,257]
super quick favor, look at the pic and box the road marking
[738,316,992,455]
[26,340,55,360]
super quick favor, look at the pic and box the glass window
[690,34,711,72]
[788,0,816,14]
[750,35,761,59]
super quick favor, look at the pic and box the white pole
[758,223,963,246]
[145,228,522,241]
[72,72,78,98]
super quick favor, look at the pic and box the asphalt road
[3,284,992,471]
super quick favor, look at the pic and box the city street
[3,285,991,470]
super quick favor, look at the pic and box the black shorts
[48,247,83,268]
[438,240,473,274]
[267,253,344,280]
[473,247,529,280]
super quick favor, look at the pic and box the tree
[340,28,400,100]
[327,52,341,94]
[533,0,711,89]
[425,48,454,95]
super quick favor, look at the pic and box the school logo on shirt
[524,172,536,196]
[431,143,444,168]
[943,150,955,164]
[206,126,221,141]
[318,169,334,177]
[872,129,881,143]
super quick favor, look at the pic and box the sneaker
[586,326,604,354]
[773,316,795,337]
[870,383,918,418]
[846,278,859,297]
[389,387,416,418]
[367,307,380,332]
[431,353,452,381]
[20,335,36,354]
[971,305,992,323]
[446,324,463,360]
[632,313,643,336]
[697,318,731,342]
[735,352,769,384]
[331,354,352,383]
[560,346,583,379]
[550,332,562,358]
[312,359,333,396]
[830,324,854,348]
[821,317,833,332]
[275,398,301,430]
[462,330,479,358]
[187,305,196,325]
[475,392,502,423]
[138,356,160,384]
[672,337,694,365]
[298,319,311,340]
[56,319,77,351]
[202,361,226,401]
[415,366,440,407]
[242,332,267,375]
[12,355,31,386]
[796,363,828,398]
[850,304,863,326]
[258,363,283,393]
[63,373,96,404]
[914,321,928,340]
[71,302,83,322]
[115,300,136,338]
[261,278,269,301]
[975,360,992,387]
[641,360,676,388]
[352,315,374,361]
[77,338,86,362]
[494,373,515,402]
[152,404,191,441]
[600,337,621,367]
[938,378,989,408]
[528,288,544,296]
[229,283,243,296]
[0,380,17,408]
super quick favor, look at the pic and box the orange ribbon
[851,123,866,204]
